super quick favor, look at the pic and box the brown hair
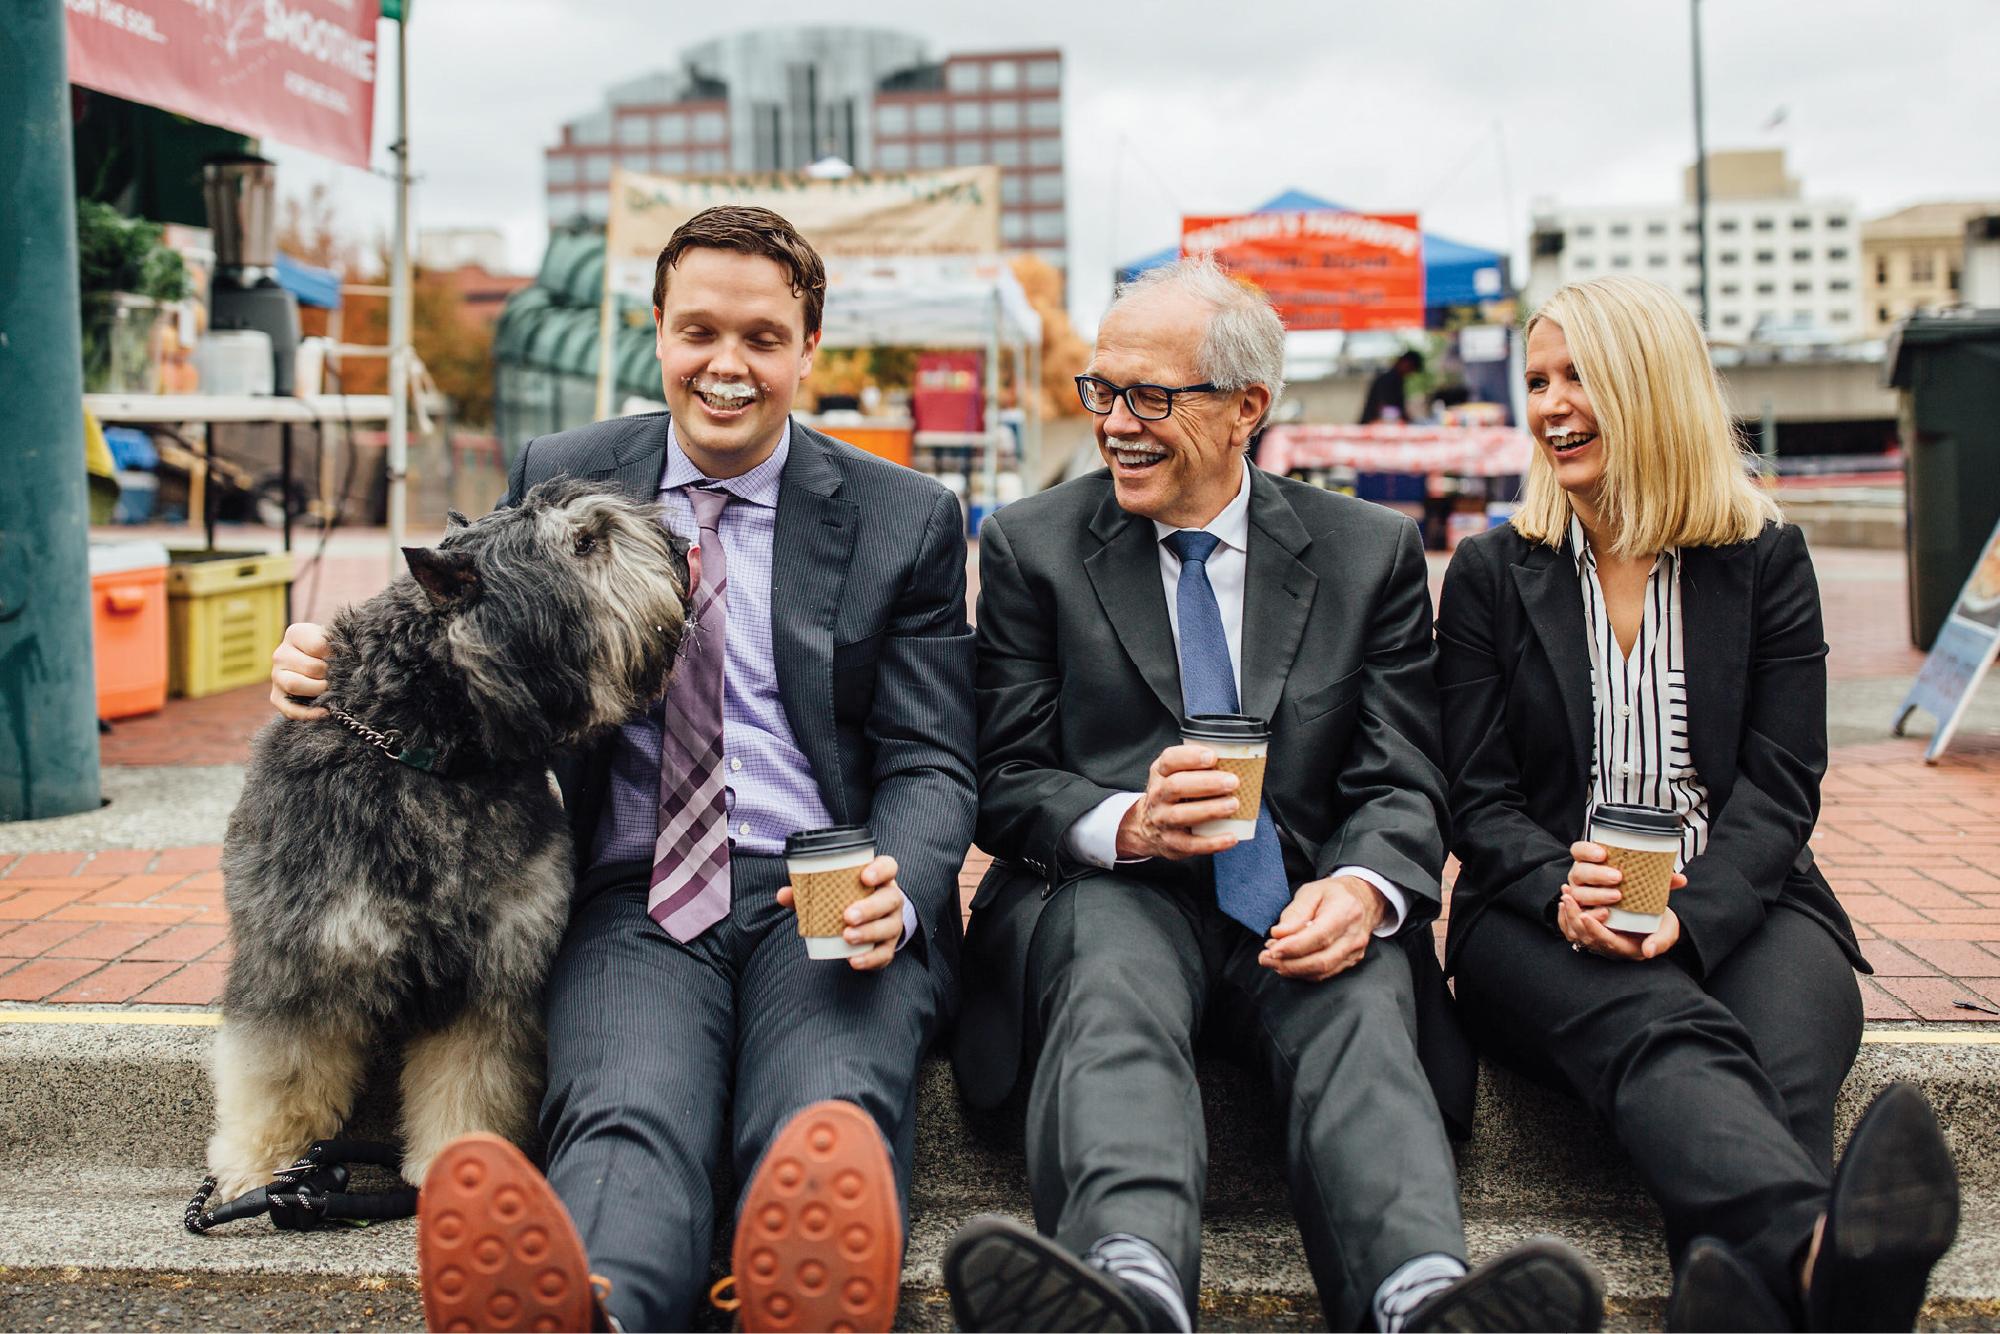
[651,205,826,338]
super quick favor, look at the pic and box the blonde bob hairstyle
[1515,274,1780,557]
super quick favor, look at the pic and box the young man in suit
[944,258,1601,1333]
[269,206,976,1332]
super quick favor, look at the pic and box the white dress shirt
[1063,461,1409,936]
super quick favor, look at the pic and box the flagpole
[386,6,411,577]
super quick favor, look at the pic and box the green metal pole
[0,0,103,821]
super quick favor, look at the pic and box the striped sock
[1375,1252,1468,1333]
[1085,1233,1193,1333]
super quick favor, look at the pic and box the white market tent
[818,254,1044,495]
[599,252,1044,494]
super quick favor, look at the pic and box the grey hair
[1109,255,1287,429]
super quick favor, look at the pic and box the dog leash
[185,1139,419,1234]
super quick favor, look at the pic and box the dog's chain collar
[325,703,444,775]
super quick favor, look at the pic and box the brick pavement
[7,536,1996,1022]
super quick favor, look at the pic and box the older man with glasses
[943,258,1603,1333]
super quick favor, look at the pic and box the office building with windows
[1860,202,1999,336]
[1530,150,1864,340]
[543,27,1068,269]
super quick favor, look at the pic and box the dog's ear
[445,509,471,530]
[403,547,481,611]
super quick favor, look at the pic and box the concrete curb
[4,1014,1997,1328]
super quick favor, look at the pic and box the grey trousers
[1024,871,1467,1331]
[538,854,946,1331]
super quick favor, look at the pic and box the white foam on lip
[685,376,761,404]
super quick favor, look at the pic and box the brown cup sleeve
[1212,756,1267,821]
[790,866,870,937]
[1599,845,1675,917]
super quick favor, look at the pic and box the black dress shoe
[1668,1237,1794,1332]
[1405,1237,1604,1333]
[1806,1081,1959,1332]
[944,1214,1147,1332]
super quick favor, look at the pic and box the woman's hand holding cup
[1560,839,1687,962]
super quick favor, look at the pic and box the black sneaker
[943,1214,1147,1332]
[1405,1237,1604,1332]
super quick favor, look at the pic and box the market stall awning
[1259,423,1532,477]
[1121,189,1509,310]
[65,1,381,169]
[820,255,1041,351]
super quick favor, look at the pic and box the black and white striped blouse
[1570,515,1713,868]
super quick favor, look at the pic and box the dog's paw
[208,1166,271,1205]
[400,1146,438,1191]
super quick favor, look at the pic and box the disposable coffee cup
[1588,804,1682,935]
[783,824,875,960]
[1181,714,1270,840]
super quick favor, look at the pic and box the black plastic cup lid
[1181,713,1271,743]
[1589,803,1682,839]
[784,824,875,857]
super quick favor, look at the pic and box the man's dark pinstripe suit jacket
[502,410,979,987]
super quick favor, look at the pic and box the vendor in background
[1360,349,1424,423]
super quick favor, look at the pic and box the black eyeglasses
[1074,374,1219,422]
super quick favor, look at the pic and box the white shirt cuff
[1330,865,1408,937]
[1064,791,1147,870]
[896,895,919,951]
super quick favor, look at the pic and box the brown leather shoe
[418,1133,610,1333]
[728,1100,903,1333]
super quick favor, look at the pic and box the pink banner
[1260,424,1534,478]
[67,0,380,169]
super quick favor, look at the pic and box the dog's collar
[324,703,458,776]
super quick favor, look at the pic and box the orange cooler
[88,539,171,719]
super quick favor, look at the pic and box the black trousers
[1452,903,1863,1303]
[1024,871,1466,1331]
[538,855,947,1331]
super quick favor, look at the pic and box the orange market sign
[1180,211,1425,331]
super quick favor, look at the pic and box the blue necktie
[1165,530,1292,936]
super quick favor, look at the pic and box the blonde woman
[1434,276,1958,1331]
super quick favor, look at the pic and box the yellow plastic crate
[166,550,294,699]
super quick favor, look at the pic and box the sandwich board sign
[1895,514,2000,762]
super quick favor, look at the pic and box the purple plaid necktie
[647,484,732,941]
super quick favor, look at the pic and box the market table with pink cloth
[1259,423,1534,477]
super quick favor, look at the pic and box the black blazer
[952,466,1474,1131]
[504,412,978,985]
[1433,519,1865,980]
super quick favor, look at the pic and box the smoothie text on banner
[1180,211,1425,331]
[65,0,381,169]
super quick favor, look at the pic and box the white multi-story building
[1531,150,1865,340]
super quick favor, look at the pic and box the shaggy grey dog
[206,478,689,1203]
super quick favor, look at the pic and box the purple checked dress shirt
[592,423,917,947]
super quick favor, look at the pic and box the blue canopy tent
[1118,189,1509,312]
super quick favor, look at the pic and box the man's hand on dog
[776,854,906,972]
[271,622,332,720]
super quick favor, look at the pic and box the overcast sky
[271,0,2000,332]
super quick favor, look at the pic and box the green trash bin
[1886,311,2000,650]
